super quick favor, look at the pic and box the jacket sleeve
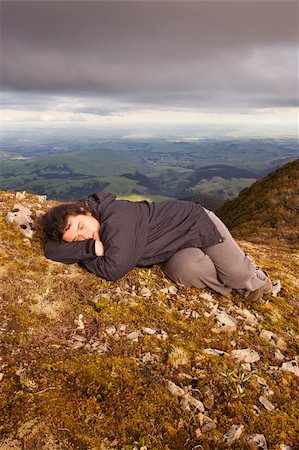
[44,239,96,264]
[80,225,143,281]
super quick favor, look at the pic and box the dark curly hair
[40,200,93,242]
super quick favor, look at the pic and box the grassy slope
[216,159,299,249]
[0,191,298,450]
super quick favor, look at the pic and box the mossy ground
[0,191,298,450]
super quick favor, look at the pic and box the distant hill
[217,159,299,248]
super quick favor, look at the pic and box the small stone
[141,352,154,363]
[247,433,268,450]
[202,420,217,433]
[168,285,178,295]
[0,373,4,382]
[241,363,252,371]
[276,337,287,351]
[105,326,117,336]
[274,349,285,361]
[72,341,85,350]
[199,292,213,301]
[232,348,260,364]
[223,424,244,444]
[215,311,238,332]
[195,428,202,438]
[74,314,84,330]
[260,329,276,342]
[272,279,282,296]
[140,286,151,297]
[182,393,205,412]
[73,335,87,342]
[279,445,292,450]
[119,324,127,332]
[259,396,275,411]
[97,344,109,354]
[203,348,227,356]
[127,331,140,341]
[142,327,156,335]
[254,375,268,386]
[167,380,185,397]
[16,191,27,201]
[191,310,200,319]
[281,360,299,377]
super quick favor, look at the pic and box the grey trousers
[161,209,265,296]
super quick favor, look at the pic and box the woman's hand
[94,240,105,256]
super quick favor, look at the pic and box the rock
[73,334,87,342]
[280,360,299,377]
[241,363,252,371]
[232,348,260,364]
[274,349,285,361]
[276,337,287,351]
[199,292,214,301]
[247,433,268,450]
[259,396,275,411]
[260,329,276,343]
[141,352,154,363]
[5,203,35,238]
[223,424,244,444]
[203,348,227,356]
[74,314,84,330]
[71,341,85,350]
[191,310,200,319]
[215,311,238,332]
[127,331,140,341]
[196,413,217,432]
[272,279,282,296]
[167,380,185,397]
[36,194,47,203]
[168,285,178,295]
[16,191,27,201]
[140,286,151,297]
[118,324,127,332]
[157,330,168,340]
[236,307,258,325]
[254,375,268,386]
[195,428,202,438]
[142,327,156,335]
[279,445,292,450]
[182,393,205,412]
[105,325,117,336]
[0,373,4,382]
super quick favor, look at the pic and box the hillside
[217,159,299,249]
[0,190,298,450]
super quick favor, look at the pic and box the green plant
[220,364,252,399]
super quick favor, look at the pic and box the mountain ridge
[0,160,298,449]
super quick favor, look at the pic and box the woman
[42,191,272,301]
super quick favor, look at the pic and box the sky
[1,0,298,137]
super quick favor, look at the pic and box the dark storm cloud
[1,0,298,110]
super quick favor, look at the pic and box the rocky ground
[0,191,298,450]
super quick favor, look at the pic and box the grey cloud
[1,0,298,110]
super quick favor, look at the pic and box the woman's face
[62,213,100,242]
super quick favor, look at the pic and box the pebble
[119,324,127,332]
[247,434,268,450]
[254,375,268,386]
[72,341,85,350]
[199,292,214,301]
[279,445,292,450]
[140,286,151,297]
[215,311,238,332]
[74,314,85,330]
[259,395,275,411]
[236,307,258,325]
[241,363,252,371]
[274,349,285,361]
[105,326,117,336]
[280,360,299,377]
[197,413,216,432]
[260,329,276,343]
[0,373,4,382]
[223,424,244,444]
[167,380,185,397]
[272,279,282,296]
[181,393,205,412]
[142,327,156,335]
[73,335,87,342]
[232,348,260,363]
[203,348,227,357]
[127,331,140,341]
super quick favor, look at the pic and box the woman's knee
[162,247,209,287]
